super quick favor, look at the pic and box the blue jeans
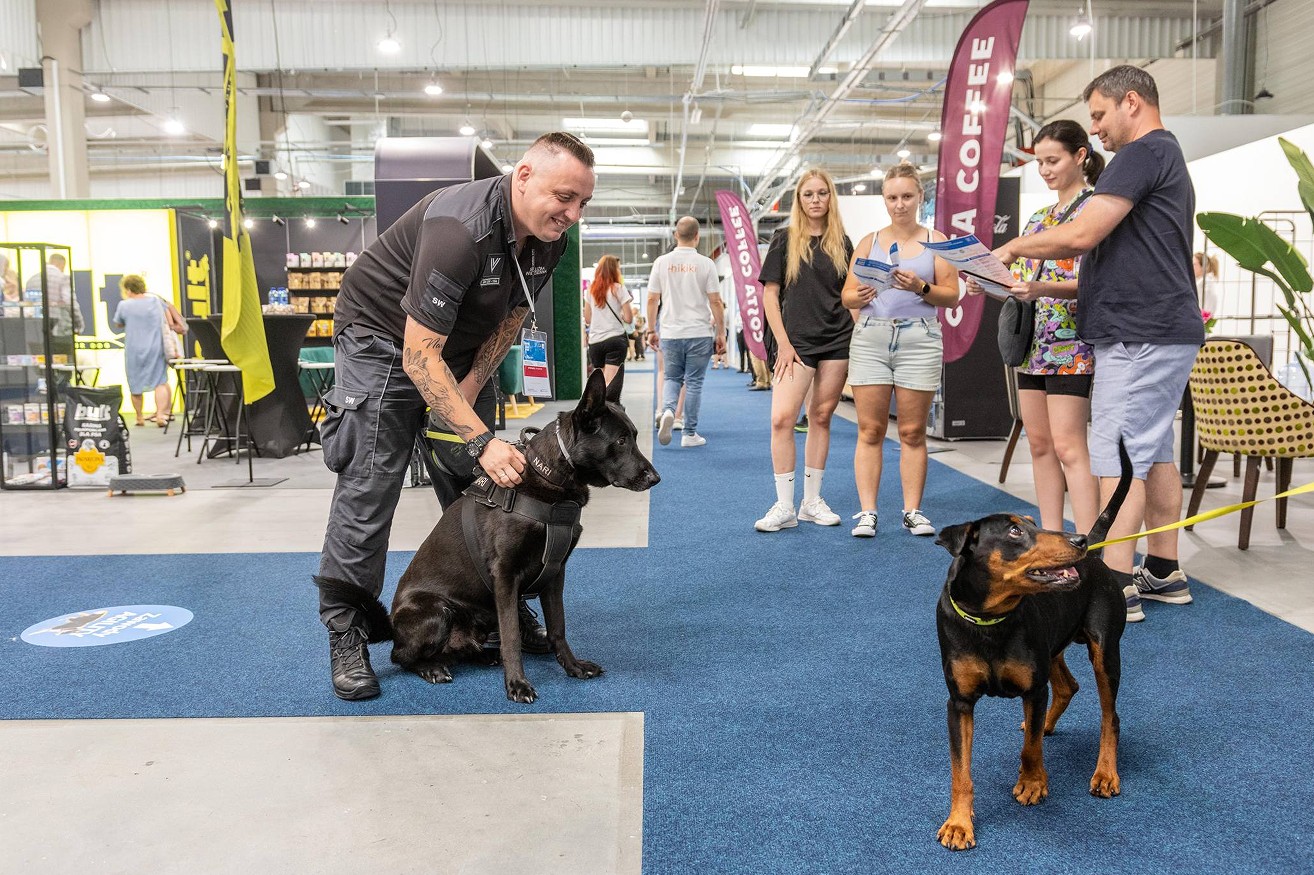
[660,336,714,433]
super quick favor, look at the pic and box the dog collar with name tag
[948,593,1009,626]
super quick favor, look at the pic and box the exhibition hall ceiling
[0,0,1226,220]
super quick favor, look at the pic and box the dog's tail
[1086,439,1133,549]
[313,576,393,643]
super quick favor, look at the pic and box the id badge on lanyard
[512,252,554,398]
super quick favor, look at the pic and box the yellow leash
[1088,479,1314,550]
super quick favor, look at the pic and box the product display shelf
[0,242,75,490]
[285,267,340,347]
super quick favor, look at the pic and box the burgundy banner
[933,0,1030,363]
[715,190,769,362]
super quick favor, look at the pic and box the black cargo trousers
[317,325,495,630]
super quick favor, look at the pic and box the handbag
[996,190,1091,367]
[156,295,186,361]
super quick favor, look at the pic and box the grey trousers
[317,327,494,630]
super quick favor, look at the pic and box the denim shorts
[847,316,944,392]
[1089,341,1198,479]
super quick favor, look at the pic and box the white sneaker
[680,432,706,447]
[902,509,935,536]
[798,496,841,526]
[851,511,878,538]
[657,409,675,446]
[673,418,684,430]
[755,502,798,532]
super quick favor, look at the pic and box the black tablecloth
[187,314,315,459]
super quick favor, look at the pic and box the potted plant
[1197,136,1314,393]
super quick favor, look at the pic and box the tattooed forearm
[464,306,528,394]
[403,342,477,439]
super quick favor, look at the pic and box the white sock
[803,467,824,503]
[774,472,795,508]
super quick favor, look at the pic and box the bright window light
[562,117,649,135]
[731,65,836,78]
[746,123,795,138]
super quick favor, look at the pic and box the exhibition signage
[22,605,193,647]
[714,190,769,362]
[932,0,1030,362]
[215,0,275,403]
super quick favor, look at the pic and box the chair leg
[1276,457,1292,530]
[1238,455,1261,551]
[1232,453,1241,478]
[999,419,1023,484]
[1185,450,1218,530]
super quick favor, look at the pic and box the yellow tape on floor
[1088,480,1314,550]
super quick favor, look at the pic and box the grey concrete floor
[2,360,1311,874]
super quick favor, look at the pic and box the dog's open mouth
[1026,565,1081,586]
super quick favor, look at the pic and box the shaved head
[674,216,699,243]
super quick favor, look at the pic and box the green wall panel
[552,223,583,401]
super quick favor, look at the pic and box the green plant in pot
[1197,136,1314,392]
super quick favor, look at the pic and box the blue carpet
[3,366,1312,873]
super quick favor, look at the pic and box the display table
[186,314,316,459]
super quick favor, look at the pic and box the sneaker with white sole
[755,502,798,532]
[798,496,841,526]
[1133,566,1193,604]
[1124,584,1145,622]
[902,509,935,536]
[851,511,878,538]
[657,409,675,446]
[680,432,706,447]
[673,418,684,430]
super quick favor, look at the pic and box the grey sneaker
[1133,566,1193,604]
[657,409,675,446]
[902,509,935,536]
[851,511,877,538]
[755,502,798,532]
[1124,584,1145,623]
[798,496,841,526]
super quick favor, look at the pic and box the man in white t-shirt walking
[646,216,725,447]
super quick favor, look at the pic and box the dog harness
[460,420,582,597]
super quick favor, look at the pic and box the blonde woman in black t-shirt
[754,167,855,533]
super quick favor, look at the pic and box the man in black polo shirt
[319,132,595,700]
[993,66,1203,625]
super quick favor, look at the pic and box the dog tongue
[1056,567,1079,581]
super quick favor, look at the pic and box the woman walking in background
[754,167,855,533]
[967,119,1102,535]
[584,254,634,404]
[112,274,175,427]
[843,162,958,539]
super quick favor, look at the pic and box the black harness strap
[461,472,582,596]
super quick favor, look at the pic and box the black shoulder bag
[997,191,1091,367]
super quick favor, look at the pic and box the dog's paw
[937,818,976,851]
[562,659,605,679]
[416,665,453,684]
[505,677,537,704]
[1012,774,1049,806]
[1090,769,1121,798]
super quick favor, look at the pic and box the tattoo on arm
[402,338,477,440]
[466,306,528,392]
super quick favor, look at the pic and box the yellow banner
[215,0,274,403]
[1089,480,1314,550]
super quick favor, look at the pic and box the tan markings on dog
[997,660,1035,692]
[949,656,990,697]
[938,707,977,850]
[1086,640,1122,798]
[1043,654,1079,734]
[1013,694,1050,806]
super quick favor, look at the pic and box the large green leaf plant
[1197,136,1314,390]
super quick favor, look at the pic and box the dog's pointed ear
[576,369,609,422]
[934,522,975,557]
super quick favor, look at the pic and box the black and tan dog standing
[933,444,1133,851]
[316,369,659,703]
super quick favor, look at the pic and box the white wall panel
[1256,0,1314,116]
[82,2,1210,74]
[0,0,39,69]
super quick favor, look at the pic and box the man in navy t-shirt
[993,66,1202,624]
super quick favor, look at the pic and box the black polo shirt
[334,174,567,379]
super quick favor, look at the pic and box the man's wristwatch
[465,431,494,459]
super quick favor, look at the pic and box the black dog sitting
[933,443,1133,851]
[316,369,659,703]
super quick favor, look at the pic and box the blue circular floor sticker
[22,605,193,647]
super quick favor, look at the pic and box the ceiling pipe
[808,0,868,80]
[670,0,720,225]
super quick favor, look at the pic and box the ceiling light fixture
[1070,6,1093,41]
[271,215,285,226]
[852,183,867,193]
[423,76,443,97]
[163,110,185,136]
[896,147,912,159]
[273,170,288,181]
[377,0,401,53]
[480,138,493,150]
[305,217,316,228]
[337,214,349,225]
[997,70,1015,86]
[298,180,312,191]
[90,89,111,103]
[459,122,476,137]
[927,131,943,142]
[243,218,254,229]
[501,163,513,173]
[207,219,219,229]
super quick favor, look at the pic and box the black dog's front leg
[540,575,603,680]
[493,575,535,704]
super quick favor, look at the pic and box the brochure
[923,234,1017,300]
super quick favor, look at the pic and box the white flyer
[851,257,895,290]
[923,234,1017,299]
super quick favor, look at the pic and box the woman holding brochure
[966,118,1103,534]
[753,167,855,533]
[841,162,959,538]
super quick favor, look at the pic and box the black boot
[329,627,380,700]
[486,600,552,654]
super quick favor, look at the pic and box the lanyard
[511,250,539,332]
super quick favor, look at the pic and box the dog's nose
[645,468,661,487]
[1068,534,1087,550]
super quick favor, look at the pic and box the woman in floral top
[970,119,1104,533]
